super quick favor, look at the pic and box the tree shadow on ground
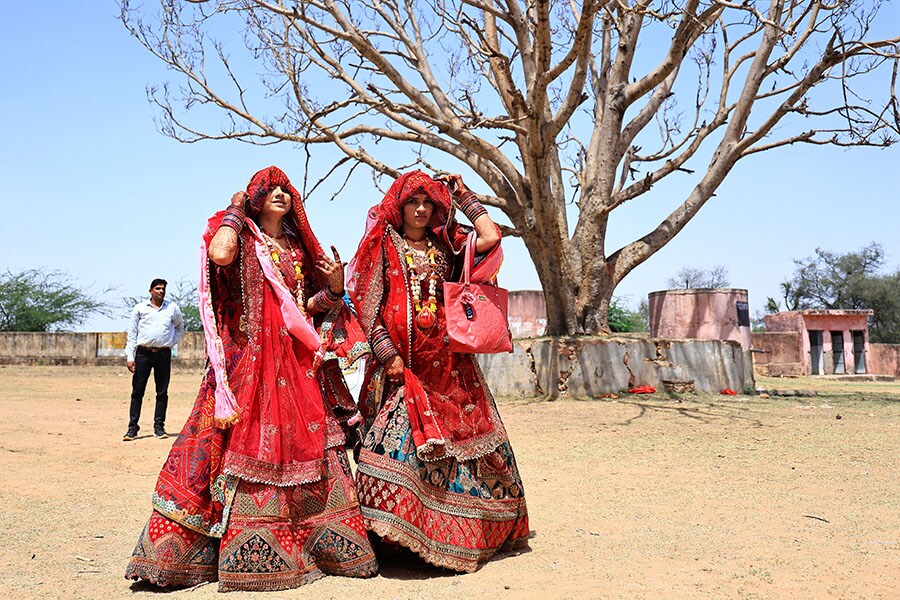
[611,397,767,429]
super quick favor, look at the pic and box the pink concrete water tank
[648,288,751,350]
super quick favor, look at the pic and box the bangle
[370,327,398,363]
[311,287,342,313]
[219,206,246,234]
[457,191,487,222]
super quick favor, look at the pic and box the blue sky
[2,2,899,332]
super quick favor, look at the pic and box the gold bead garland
[404,236,438,329]
[263,232,305,308]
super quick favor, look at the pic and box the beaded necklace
[403,235,438,330]
[262,230,306,309]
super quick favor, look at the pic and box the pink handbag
[443,232,513,354]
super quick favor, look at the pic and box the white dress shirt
[125,298,186,362]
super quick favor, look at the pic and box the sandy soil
[1,366,899,599]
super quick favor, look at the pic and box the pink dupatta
[198,211,322,427]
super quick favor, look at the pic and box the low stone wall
[1,332,755,395]
[751,331,805,377]
[0,332,207,368]
[868,343,900,377]
[478,335,754,397]
[0,332,99,360]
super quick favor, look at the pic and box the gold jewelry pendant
[415,307,436,330]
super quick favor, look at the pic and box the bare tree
[120,0,900,335]
[666,264,730,288]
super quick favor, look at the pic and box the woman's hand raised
[435,173,469,198]
[230,191,248,209]
[316,245,345,295]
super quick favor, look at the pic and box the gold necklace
[404,235,438,330]
[262,231,305,309]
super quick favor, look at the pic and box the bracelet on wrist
[370,327,399,363]
[311,288,342,313]
[219,206,246,233]
[219,216,244,233]
[458,193,487,222]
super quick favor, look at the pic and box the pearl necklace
[403,235,438,330]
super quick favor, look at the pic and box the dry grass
[1,366,899,599]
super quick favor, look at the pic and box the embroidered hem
[218,569,325,593]
[125,558,217,589]
[363,515,528,573]
[223,450,326,486]
[415,427,505,463]
[151,473,239,539]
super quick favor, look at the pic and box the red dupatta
[348,170,503,461]
[198,166,369,485]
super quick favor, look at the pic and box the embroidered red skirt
[126,448,377,592]
[356,369,529,572]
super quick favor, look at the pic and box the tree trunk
[526,238,574,336]
[519,226,616,336]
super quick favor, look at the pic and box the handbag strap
[461,230,477,285]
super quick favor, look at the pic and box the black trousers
[128,347,172,432]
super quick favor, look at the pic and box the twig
[803,514,830,523]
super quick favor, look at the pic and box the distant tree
[666,265,730,289]
[167,280,202,332]
[782,242,883,310]
[781,243,900,342]
[0,269,109,332]
[751,296,781,332]
[123,278,202,332]
[608,297,648,333]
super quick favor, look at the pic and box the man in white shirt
[123,278,185,441]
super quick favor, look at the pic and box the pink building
[648,288,752,350]
[755,310,872,375]
[507,290,548,338]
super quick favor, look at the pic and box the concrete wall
[2,332,754,396]
[0,332,207,367]
[751,331,805,377]
[174,332,207,362]
[0,332,99,360]
[648,289,752,350]
[762,312,804,333]
[477,335,754,397]
[869,343,900,377]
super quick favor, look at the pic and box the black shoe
[123,429,138,442]
[154,429,169,439]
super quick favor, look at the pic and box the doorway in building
[852,330,866,374]
[809,330,824,375]
[831,331,845,374]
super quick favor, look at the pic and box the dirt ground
[1,366,899,599]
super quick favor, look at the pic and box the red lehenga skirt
[356,352,529,572]
[125,370,378,592]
